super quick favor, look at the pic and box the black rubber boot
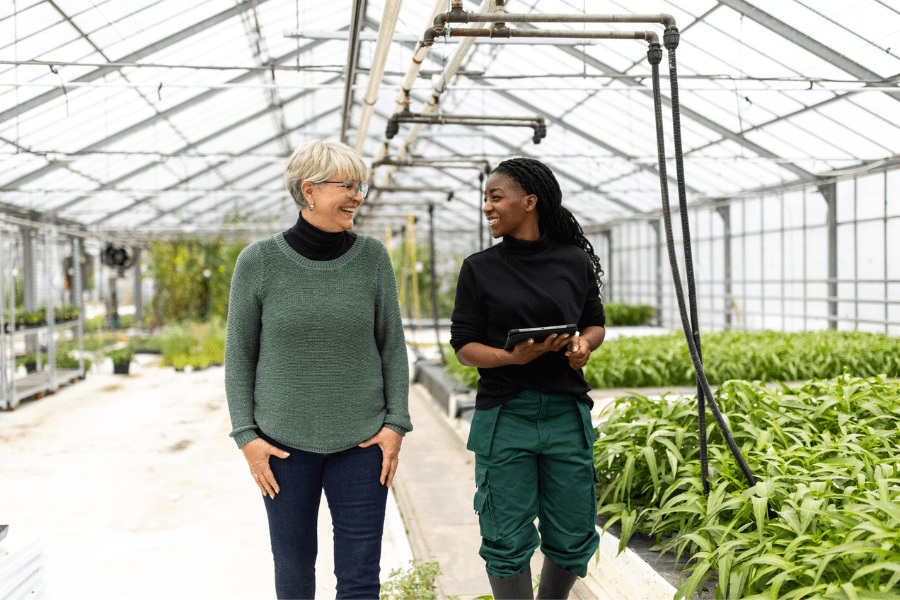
[535,558,578,600]
[487,565,534,600]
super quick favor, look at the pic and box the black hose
[664,27,709,496]
[647,41,759,491]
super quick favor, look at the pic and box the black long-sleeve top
[450,233,605,410]
[283,211,357,260]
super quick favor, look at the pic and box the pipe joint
[664,26,679,50]
[645,30,659,44]
[446,5,469,23]
[385,118,400,140]
[423,26,439,47]
[490,23,510,38]
[662,13,676,28]
[647,42,663,65]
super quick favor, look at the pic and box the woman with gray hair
[225,139,412,600]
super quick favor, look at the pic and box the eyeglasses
[321,180,369,199]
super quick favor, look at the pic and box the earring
[308,204,314,211]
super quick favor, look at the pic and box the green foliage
[603,303,657,326]
[391,243,461,320]
[380,560,445,600]
[127,335,164,353]
[594,375,900,599]
[83,313,134,332]
[106,347,134,364]
[15,353,36,368]
[583,330,900,390]
[159,319,226,370]
[442,344,480,389]
[17,350,92,371]
[146,239,245,327]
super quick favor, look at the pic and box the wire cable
[647,38,764,503]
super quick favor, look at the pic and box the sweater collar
[287,211,348,255]
[502,231,551,255]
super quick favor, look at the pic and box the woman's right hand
[508,333,572,365]
[241,438,290,498]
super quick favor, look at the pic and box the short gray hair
[283,139,368,210]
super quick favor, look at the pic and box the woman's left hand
[359,427,403,488]
[565,335,591,370]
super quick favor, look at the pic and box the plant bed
[594,375,900,599]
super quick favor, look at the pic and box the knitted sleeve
[373,242,412,436]
[225,243,263,448]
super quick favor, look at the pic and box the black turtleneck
[283,211,357,261]
[450,232,605,410]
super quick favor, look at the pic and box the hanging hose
[663,27,709,497]
[647,41,762,495]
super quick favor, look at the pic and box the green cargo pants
[466,390,600,578]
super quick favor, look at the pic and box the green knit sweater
[225,233,411,453]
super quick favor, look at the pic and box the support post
[45,229,56,391]
[819,182,838,329]
[652,220,664,327]
[73,237,85,376]
[132,247,143,329]
[716,205,733,329]
[20,226,37,355]
[601,230,612,302]
[429,203,445,365]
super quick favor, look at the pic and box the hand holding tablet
[503,324,578,352]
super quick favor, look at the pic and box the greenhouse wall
[599,167,900,335]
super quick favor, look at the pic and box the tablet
[503,324,577,352]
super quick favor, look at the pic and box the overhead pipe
[353,0,404,154]
[385,111,546,143]
[372,0,497,191]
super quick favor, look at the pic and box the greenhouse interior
[2,0,899,599]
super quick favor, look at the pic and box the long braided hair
[493,157,605,295]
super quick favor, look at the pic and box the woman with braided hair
[450,157,605,599]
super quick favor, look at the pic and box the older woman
[225,139,412,600]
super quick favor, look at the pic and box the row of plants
[583,330,900,389]
[594,375,900,599]
[3,304,82,330]
[157,319,226,371]
[16,349,93,372]
[604,302,657,327]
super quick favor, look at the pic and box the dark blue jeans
[259,431,388,600]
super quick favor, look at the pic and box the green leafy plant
[146,239,245,327]
[583,330,900,390]
[15,352,37,368]
[380,559,447,600]
[106,347,134,365]
[391,243,461,320]
[604,303,657,326]
[594,374,900,599]
[159,319,226,370]
[127,335,164,353]
[442,344,480,389]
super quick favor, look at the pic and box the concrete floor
[0,354,412,599]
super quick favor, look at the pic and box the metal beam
[519,24,819,183]
[717,0,900,104]
[341,0,367,143]
[99,106,339,227]
[0,0,274,126]
[50,75,341,215]
[1,37,328,191]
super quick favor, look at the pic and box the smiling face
[300,176,364,232]
[483,172,540,241]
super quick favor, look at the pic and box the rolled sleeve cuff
[231,427,259,448]
[384,423,410,436]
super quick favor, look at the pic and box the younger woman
[450,158,605,600]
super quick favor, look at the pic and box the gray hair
[283,139,368,210]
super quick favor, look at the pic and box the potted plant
[16,352,37,374]
[107,347,134,375]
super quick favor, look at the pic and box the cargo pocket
[466,404,502,457]
[473,466,497,540]
[576,401,598,449]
